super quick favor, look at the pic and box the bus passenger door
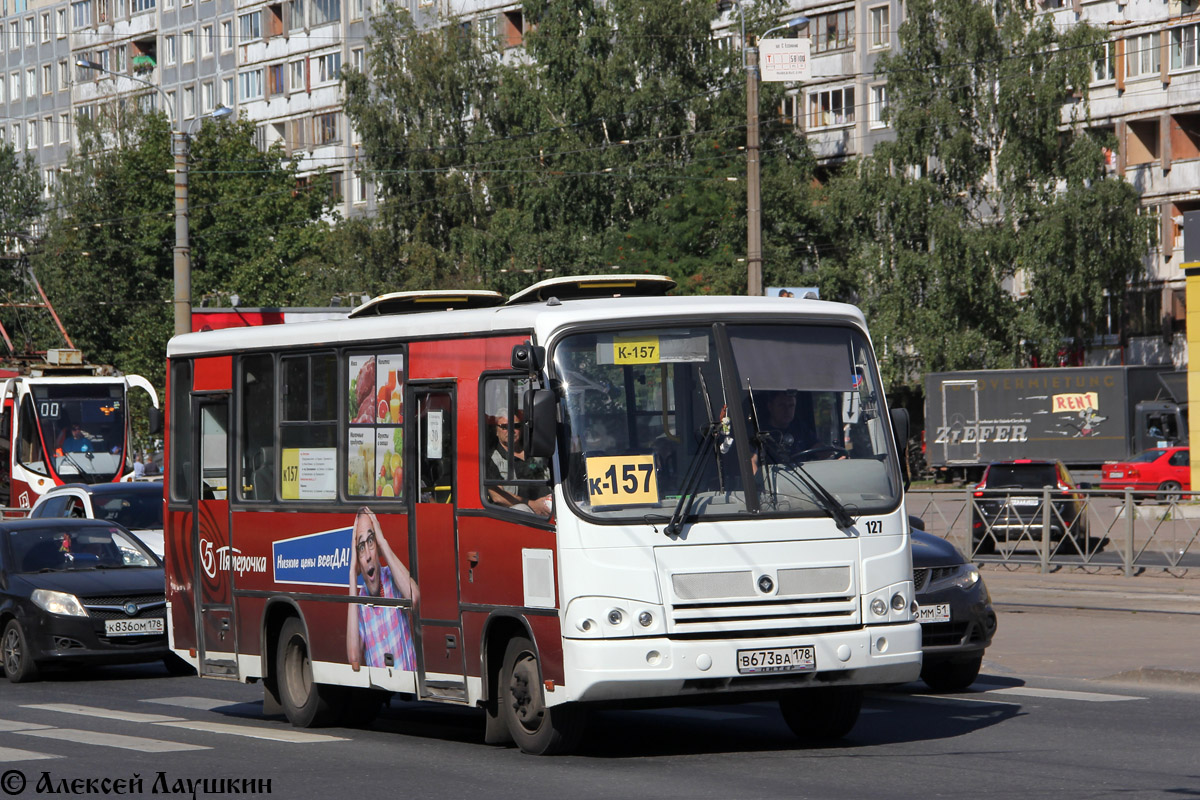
[411,386,467,701]
[193,397,237,679]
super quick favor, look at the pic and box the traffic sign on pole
[760,39,810,82]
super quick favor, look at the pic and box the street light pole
[718,6,808,296]
[74,59,229,337]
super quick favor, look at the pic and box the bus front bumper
[558,622,922,705]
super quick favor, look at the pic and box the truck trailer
[924,366,1186,482]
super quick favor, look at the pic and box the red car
[1100,447,1190,500]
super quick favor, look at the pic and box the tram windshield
[29,384,128,483]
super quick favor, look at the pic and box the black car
[970,459,1089,553]
[912,520,998,691]
[0,518,169,682]
[29,482,164,557]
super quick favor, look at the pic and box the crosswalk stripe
[0,720,53,732]
[972,685,1143,703]
[141,696,248,712]
[154,720,347,743]
[17,728,208,753]
[0,746,59,763]
[22,704,184,723]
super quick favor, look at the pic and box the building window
[39,12,49,42]
[56,9,66,38]
[59,112,69,143]
[267,63,284,96]
[222,77,234,107]
[808,85,855,128]
[869,84,888,128]
[868,5,889,49]
[813,9,854,53]
[239,10,261,43]
[8,73,18,101]
[314,110,338,143]
[23,17,33,45]
[202,24,214,57]
[26,121,35,149]
[202,80,215,112]
[7,20,16,49]
[183,86,195,118]
[289,0,305,31]
[41,64,51,94]
[354,172,368,204]
[165,90,176,118]
[220,19,232,51]
[57,60,68,90]
[1092,40,1115,83]
[315,51,340,83]
[350,0,362,20]
[311,0,339,26]
[42,117,52,146]
[1171,24,1199,71]
[164,34,177,66]
[113,44,126,72]
[290,59,306,91]
[71,0,90,29]
[239,68,263,100]
[1126,32,1160,78]
[351,46,363,71]
[183,30,195,62]
[131,0,154,12]
[25,68,35,99]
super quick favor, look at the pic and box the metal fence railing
[907,488,1200,576]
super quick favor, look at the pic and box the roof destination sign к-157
[760,39,811,82]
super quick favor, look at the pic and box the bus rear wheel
[276,617,341,728]
[500,636,585,755]
[779,686,862,744]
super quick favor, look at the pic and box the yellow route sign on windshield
[612,336,660,365]
[585,454,659,506]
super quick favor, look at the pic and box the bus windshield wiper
[664,423,717,537]
[787,462,856,531]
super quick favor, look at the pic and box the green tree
[342,0,807,294]
[32,108,333,389]
[821,0,1155,385]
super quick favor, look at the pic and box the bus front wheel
[779,686,862,744]
[276,617,341,728]
[500,636,585,755]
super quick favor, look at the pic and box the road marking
[0,746,59,763]
[22,704,184,723]
[972,685,1143,703]
[153,720,347,743]
[0,720,52,732]
[142,696,250,712]
[17,728,208,753]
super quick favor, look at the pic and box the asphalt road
[0,608,1195,800]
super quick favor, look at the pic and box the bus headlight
[870,597,887,616]
[891,593,907,611]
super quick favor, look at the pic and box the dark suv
[970,460,1089,554]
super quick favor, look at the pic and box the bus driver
[346,506,419,672]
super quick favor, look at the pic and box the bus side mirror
[148,406,163,436]
[890,407,911,490]
[511,344,545,372]
[524,388,556,458]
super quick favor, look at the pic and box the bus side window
[480,376,551,517]
[239,354,276,502]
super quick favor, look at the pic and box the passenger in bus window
[346,506,418,672]
[485,410,552,517]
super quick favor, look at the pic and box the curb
[1100,667,1200,691]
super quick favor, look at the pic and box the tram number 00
[38,402,60,418]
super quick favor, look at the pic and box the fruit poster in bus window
[348,428,373,497]
[349,356,376,424]
[376,354,404,424]
[346,352,405,499]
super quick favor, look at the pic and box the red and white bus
[0,352,160,510]
[163,277,920,754]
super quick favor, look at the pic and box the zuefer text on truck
[925,365,1186,482]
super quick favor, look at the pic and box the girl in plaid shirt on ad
[346,507,419,671]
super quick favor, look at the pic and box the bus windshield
[32,384,128,483]
[554,322,902,523]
